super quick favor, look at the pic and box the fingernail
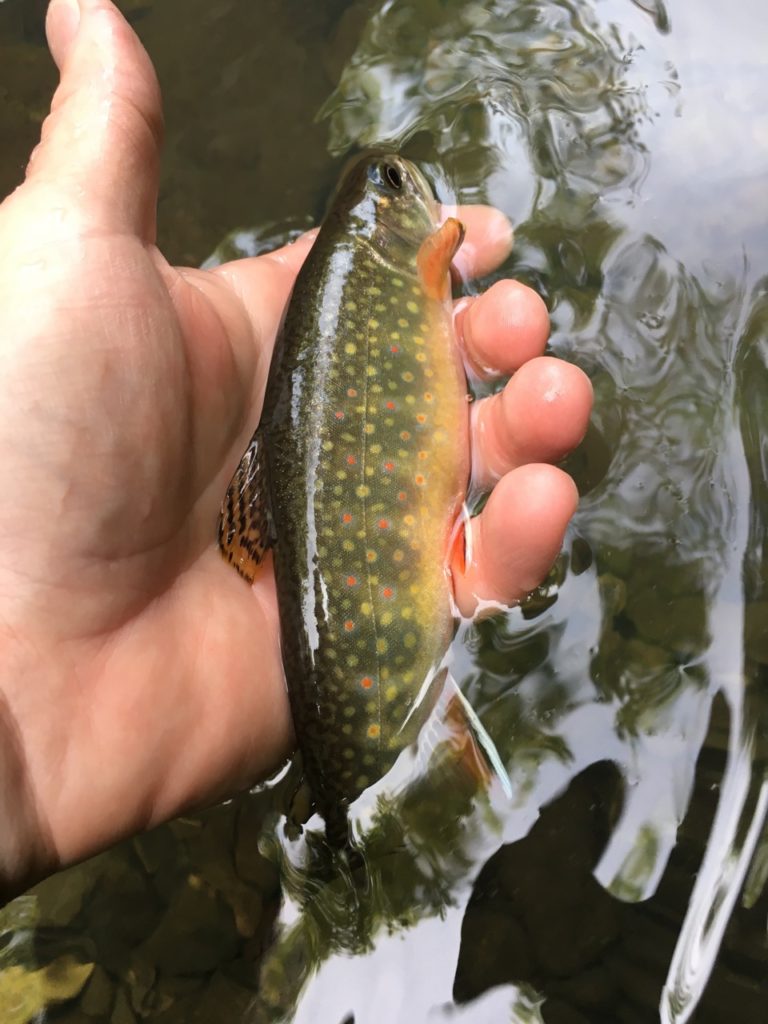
[47,0,82,69]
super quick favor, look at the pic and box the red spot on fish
[347,576,357,587]
[418,451,428,460]
[335,411,345,420]
[361,676,374,689]
[397,491,407,501]
[386,401,396,410]
[344,620,355,632]
[342,513,353,524]
[347,454,356,465]
[390,345,399,354]
[400,430,411,441]
[347,388,358,397]
[424,392,433,402]
[415,474,426,486]
[378,519,390,530]
[416,413,427,424]
[384,461,395,473]
[383,587,394,599]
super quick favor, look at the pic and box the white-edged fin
[410,673,513,800]
[445,677,514,800]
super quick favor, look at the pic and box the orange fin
[218,430,271,583]
[444,678,513,798]
[444,694,494,790]
[416,217,466,301]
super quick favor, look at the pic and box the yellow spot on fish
[401,606,413,619]
[413,336,425,346]
[416,352,427,362]
[404,514,416,526]
[398,318,409,328]
[393,278,404,288]
[361,601,372,616]
[343,540,354,552]
[406,300,419,313]
[367,724,380,739]
[370,443,382,454]
[364,422,376,434]
[404,633,417,649]
[366,366,377,377]
[356,485,370,498]
[356,774,370,788]
[411,285,422,296]
[367,286,381,296]
[402,371,414,383]
[381,610,393,626]
[390,331,400,341]
[366,550,377,563]
[323,440,334,451]
[386,685,399,701]
[393,549,404,562]
[376,638,388,655]
[368,318,380,329]
[345,301,357,311]
[345,342,357,355]
[343,748,355,760]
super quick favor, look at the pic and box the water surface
[0,0,766,1021]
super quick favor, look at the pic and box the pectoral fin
[218,430,271,583]
[416,217,466,300]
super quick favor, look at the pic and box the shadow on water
[0,0,767,1021]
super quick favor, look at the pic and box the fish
[219,153,504,840]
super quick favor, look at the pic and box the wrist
[0,632,57,902]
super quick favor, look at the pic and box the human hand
[0,0,591,895]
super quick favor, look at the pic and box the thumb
[25,0,163,241]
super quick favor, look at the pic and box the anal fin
[444,681,513,800]
[218,430,271,583]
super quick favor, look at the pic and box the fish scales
[220,155,468,832]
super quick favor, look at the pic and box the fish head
[328,152,441,267]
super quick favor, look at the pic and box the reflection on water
[1,0,767,1020]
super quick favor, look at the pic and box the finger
[455,279,550,378]
[28,0,163,240]
[454,464,578,614]
[443,205,514,281]
[211,230,317,353]
[470,356,592,489]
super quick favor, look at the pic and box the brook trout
[219,154,485,838]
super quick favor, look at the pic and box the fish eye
[382,163,402,190]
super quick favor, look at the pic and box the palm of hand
[0,0,590,891]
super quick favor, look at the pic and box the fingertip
[457,279,550,376]
[444,205,514,281]
[46,0,81,69]
[457,464,577,614]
